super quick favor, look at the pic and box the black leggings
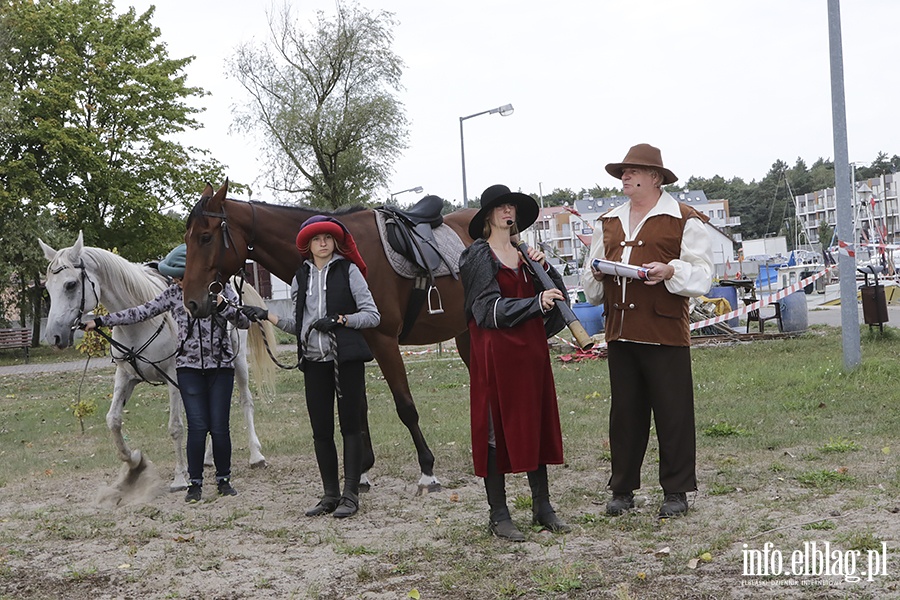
[303,360,364,440]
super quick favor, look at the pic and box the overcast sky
[113,0,900,206]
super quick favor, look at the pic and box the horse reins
[200,199,304,372]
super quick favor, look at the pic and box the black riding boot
[484,447,524,542]
[527,465,571,533]
[333,432,362,519]
[306,438,341,517]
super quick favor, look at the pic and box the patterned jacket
[101,284,250,370]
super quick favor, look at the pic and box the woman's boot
[306,438,340,516]
[484,447,524,541]
[333,433,362,518]
[527,465,571,533]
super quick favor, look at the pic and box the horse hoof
[415,474,441,496]
[415,482,442,497]
[169,483,188,493]
[129,450,144,469]
[250,459,268,469]
[358,481,371,493]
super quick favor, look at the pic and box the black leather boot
[333,433,362,519]
[606,492,635,516]
[658,492,689,518]
[527,465,571,533]
[306,438,341,517]
[484,447,524,542]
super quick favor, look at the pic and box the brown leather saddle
[376,195,456,341]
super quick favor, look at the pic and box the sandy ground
[0,439,898,599]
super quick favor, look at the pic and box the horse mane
[187,195,368,228]
[55,245,168,305]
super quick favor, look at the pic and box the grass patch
[3,327,900,597]
[530,562,585,593]
[337,544,378,556]
[0,344,82,367]
[796,468,854,488]
[802,520,837,531]
[819,437,861,453]
[707,482,737,496]
[837,530,883,552]
[702,422,747,437]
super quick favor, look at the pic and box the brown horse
[181,181,476,493]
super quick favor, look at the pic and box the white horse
[40,232,277,492]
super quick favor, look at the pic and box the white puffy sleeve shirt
[580,191,714,305]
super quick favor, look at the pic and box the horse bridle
[52,258,176,388]
[50,259,98,332]
[200,199,257,302]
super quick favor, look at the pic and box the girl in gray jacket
[242,216,379,518]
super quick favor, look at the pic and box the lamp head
[499,104,514,117]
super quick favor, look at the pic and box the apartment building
[794,173,900,255]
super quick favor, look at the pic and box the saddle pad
[374,210,465,279]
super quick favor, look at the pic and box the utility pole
[827,0,861,369]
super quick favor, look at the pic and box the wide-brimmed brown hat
[605,143,678,185]
[467,184,539,240]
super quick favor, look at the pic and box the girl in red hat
[242,215,379,518]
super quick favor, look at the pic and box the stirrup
[427,285,444,315]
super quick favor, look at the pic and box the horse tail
[233,279,278,399]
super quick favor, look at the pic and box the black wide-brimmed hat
[467,184,539,240]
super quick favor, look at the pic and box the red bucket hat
[296,215,368,278]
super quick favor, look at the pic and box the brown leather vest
[602,202,707,347]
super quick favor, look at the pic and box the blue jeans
[177,367,234,486]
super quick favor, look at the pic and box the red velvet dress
[468,261,564,477]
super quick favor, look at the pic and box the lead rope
[218,295,300,370]
[302,325,341,402]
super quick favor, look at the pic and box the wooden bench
[0,328,31,362]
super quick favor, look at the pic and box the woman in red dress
[459,184,571,541]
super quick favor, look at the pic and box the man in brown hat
[580,144,713,518]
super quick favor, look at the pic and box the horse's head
[183,180,250,318]
[39,231,101,349]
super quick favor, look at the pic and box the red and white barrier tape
[689,267,836,331]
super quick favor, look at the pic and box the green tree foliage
[584,185,622,200]
[0,0,226,259]
[0,0,226,333]
[818,219,834,249]
[535,188,576,207]
[230,1,408,209]
[683,157,838,242]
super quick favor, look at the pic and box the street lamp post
[459,103,514,207]
[389,186,424,205]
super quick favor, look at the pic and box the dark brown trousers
[606,341,697,494]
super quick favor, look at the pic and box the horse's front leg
[359,387,374,492]
[165,377,189,491]
[234,352,267,468]
[106,370,143,469]
[369,331,440,495]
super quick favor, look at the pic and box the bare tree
[231,1,408,209]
